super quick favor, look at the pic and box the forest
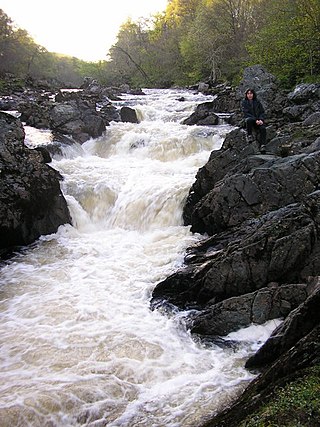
[0,0,319,90]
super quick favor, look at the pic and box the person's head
[245,88,257,100]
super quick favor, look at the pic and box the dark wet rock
[19,99,52,129]
[189,284,308,337]
[0,112,71,258]
[120,106,139,123]
[283,83,320,123]
[34,146,53,163]
[182,102,219,125]
[189,150,320,235]
[0,96,21,111]
[50,99,106,141]
[1,75,148,145]
[236,65,287,118]
[303,111,320,126]
[19,96,107,143]
[99,103,121,122]
[245,282,320,369]
[152,198,319,309]
[183,66,288,127]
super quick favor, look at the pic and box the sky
[0,0,168,61]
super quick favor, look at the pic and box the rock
[0,112,71,257]
[288,83,320,104]
[19,99,52,129]
[283,104,312,121]
[216,66,286,129]
[283,83,320,123]
[120,106,139,123]
[236,65,287,118]
[152,199,319,309]
[198,82,210,93]
[99,103,121,122]
[303,111,320,126]
[189,150,320,235]
[190,284,308,337]
[245,282,320,369]
[183,128,258,224]
[182,102,219,125]
[19,96,108,143]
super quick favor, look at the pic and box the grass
[240,365,320,427]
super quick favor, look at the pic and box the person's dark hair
[244,88,257,100]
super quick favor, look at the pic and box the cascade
[0,89,279,427]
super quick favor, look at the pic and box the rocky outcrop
[152,196,320,308]
[245,282,320,369]
[183,65,288,127]
[19,91,108,143]
[0,112,71,258]
[151,67,320,426]
[190,283,309,338]
[1,76,143,145]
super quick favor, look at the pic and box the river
[0,89,279,426]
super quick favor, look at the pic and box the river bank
[152,67,320,426]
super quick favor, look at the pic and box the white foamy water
[0,89,279,427]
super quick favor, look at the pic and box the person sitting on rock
[241,88,266,146]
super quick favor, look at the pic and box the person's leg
[259,125,266,145]
[245,118,255,135]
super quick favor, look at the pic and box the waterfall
[0,89,279,427]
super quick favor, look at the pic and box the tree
[109,18,152,86]
[0,9,14,74]
[247,0,320,86]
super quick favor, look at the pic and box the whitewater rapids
[0,89,280,426]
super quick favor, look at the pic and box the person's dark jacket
[241,99,265,121]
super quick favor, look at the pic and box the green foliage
[240,365,320,427]
[246,0,320,87]
[1,0,319,90]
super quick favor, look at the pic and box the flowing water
[0,89,280,427]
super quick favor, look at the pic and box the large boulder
[189,150,320,235]
[182,102,219,125]
[283,83,320,122]
[0,112,71,257]
[236,65,285,116]
[190,283,308,337]
[245,282,320,369]
[120,106,139,123]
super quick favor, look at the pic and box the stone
[120,106,139,123]
[0,112,71,257]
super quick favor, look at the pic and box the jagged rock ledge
[0,111,72,258]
